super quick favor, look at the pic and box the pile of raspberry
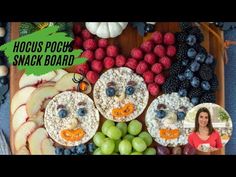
[73,23,176,96]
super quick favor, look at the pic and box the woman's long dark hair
[194,107,214,135]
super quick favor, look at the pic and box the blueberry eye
[58,109,68,118]
[177,111,186,120]
[77,108,87,116]
[125,86,135,95]
[106,87,116,97]
[156,110,166,119]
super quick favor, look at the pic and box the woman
[188,107,223,152]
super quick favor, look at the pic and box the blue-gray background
[0,26,235,154]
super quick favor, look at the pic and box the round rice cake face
[93,67,149,122]
[44,91,99,146]
[145,92,193,147]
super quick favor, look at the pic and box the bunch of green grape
[93,119,156,155]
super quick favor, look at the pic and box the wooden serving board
[10,22,225,154]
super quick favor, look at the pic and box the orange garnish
[159,129,180,140]
[79,81,88,91]
[112,103,134,118]
[60,128,85,142]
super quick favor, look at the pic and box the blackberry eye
[106,87,116,97]
[77,108,87,117]
[58,108,68,118]
[125,85,135,95]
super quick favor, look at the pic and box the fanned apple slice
[26,86,59,117]
[19,71,56,89]
[51,69,68,82]
[16,146,30,155]
[12,105,28,131]
[41,138,56,155]
[28,128,48,155]
[38,81,56,88]
[41,98,52,110]
[55,73,92,94]
[28,111,44,127]
[14,121,37,151]
[11,87,36,115]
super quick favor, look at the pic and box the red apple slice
[28,111,44,127]
[14,121,37,151]
[15,146,30,155]
[51,69,68,82]
[19,71,56,89]
[41,138,55,155]
[11,86,36,115]
[26,86,59,117]
[55,73,92,94]
[12,105,28,131]
[28,128,48,155]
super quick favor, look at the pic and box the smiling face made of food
[93,67,149,122]
[44,91,99,146]
[145,92,193,147]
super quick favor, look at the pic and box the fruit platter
[10,22,225,155]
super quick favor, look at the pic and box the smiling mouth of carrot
[60,128,85,142]
[112,103,135,118]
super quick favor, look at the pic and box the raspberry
[104,57,115,69]
[151,63,163,74]
[143,71,154,83]
[106,45,119,57]
[86,71,99,84]
[131,48,143,60]
[115,55,126,67]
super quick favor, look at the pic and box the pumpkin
[85,22,128,38]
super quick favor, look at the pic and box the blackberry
[180,79,191,89]
[200,93,216,103]
[175,32,188,43]
[162,76,180,94]
[194,44,207,55]
[189,26,204,43]
[169,61,184,75]
[179,22,193,32]
[210,74,219,92]
[176,43,188,60]
[188,87,203,99]
[199,64,213,81]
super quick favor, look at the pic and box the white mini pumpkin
[85,22,128,39]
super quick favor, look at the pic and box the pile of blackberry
[163,23,219,105]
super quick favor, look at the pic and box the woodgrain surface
[10,22,225,155]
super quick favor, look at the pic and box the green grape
[123,134,135,143]
[116,122,128,137]
[102,120,115,135]
[132,137,147,152]
[107,126,122,140]
[93,132,106,147]
[112,152,119,155]
[130,152,143,155]
[128,120,142,136]
[114,139,121,153]
[101,138,115,155]
[143,147,156,155]
[119,139,132,155]
[138,131,153,146]
[93,148,103,155]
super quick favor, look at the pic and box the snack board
[10,22,225,154]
